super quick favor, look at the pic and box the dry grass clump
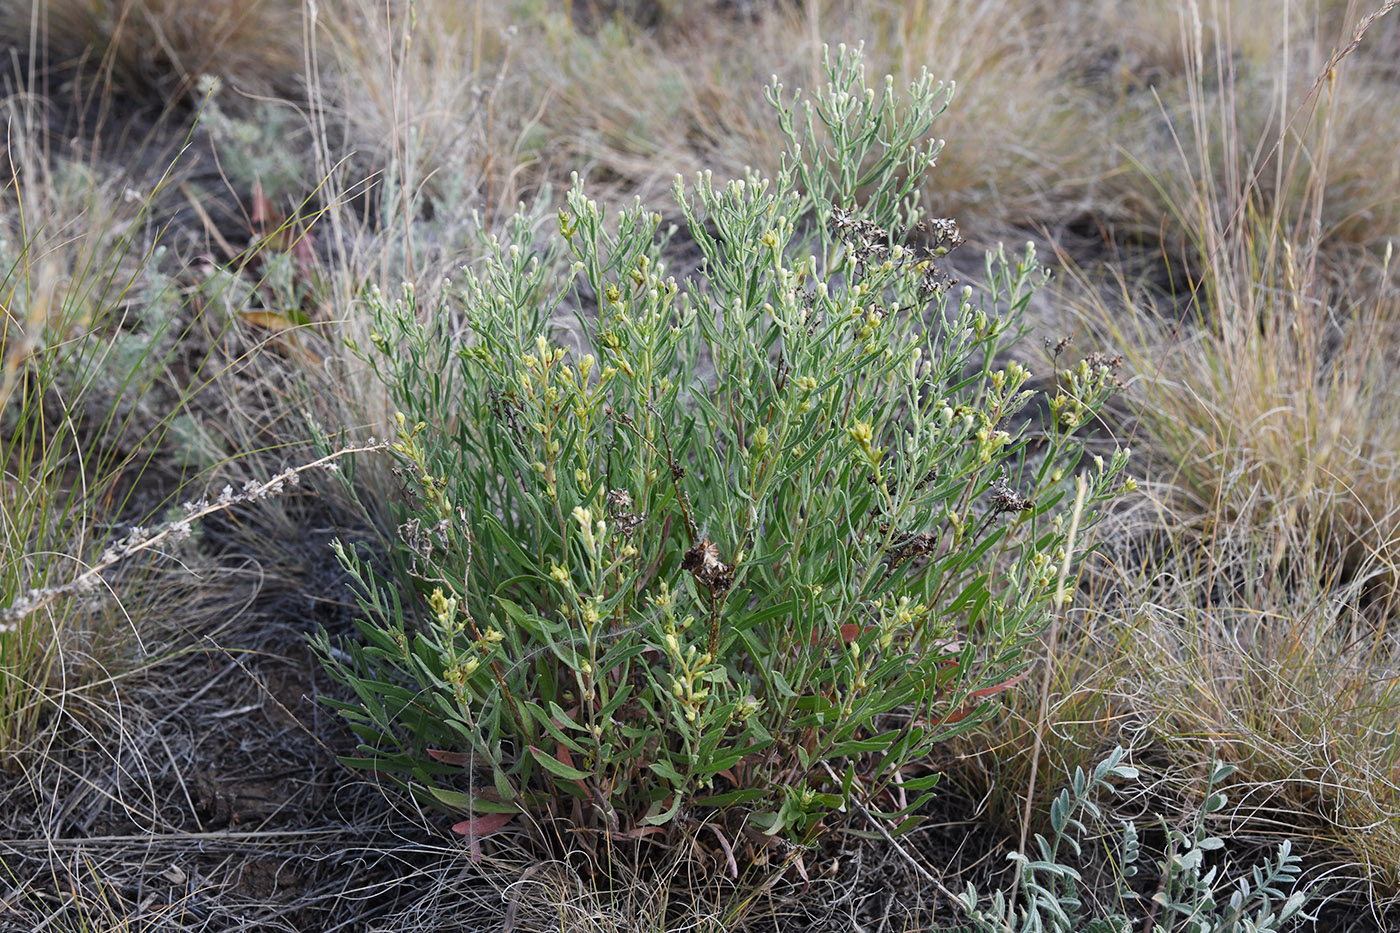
[1133,261,1400,584]
[1121,542,1400,899]
[1106,1,1400,268]
[528,0,1113,231]
[1,0,307,106]
[1,90,187,753]
[523,3,787,196]
[823,4,1109,229]
[316,0,541,235]
[912,5,1400,916]
[1086,0,1400,588]
[0,0,524,762]
[0,0,355,763]
[1045,0,1400,911]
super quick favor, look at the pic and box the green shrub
[314,44,1130,848]
[956,749,1315,933]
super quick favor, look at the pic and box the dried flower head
[606,488,644,537]
[989,476,1034,514]
[681,537,734,594]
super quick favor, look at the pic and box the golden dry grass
[526,1,1114,232]
[1,0,306,104]
[1038,0,1400,906]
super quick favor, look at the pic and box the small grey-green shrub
[314,44,1130,847]
[956,749,1314,933]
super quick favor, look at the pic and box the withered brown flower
[682,537,734,594]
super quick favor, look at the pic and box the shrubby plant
[956,749,1314,933]
[314,44,1130,848]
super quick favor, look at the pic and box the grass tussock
[316,0,541,239]
[1,90,183,753]
[530,0,1113,231]
[1130,563,1400,896]
[3,0,307,104]
[1053,0,1400,908]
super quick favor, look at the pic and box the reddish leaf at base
[808,623,875,647]
[452,811,515,837]
[452,811,516,861]
[920,668,1030,726]
[427,748,472,766]
[613,825,667,841]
